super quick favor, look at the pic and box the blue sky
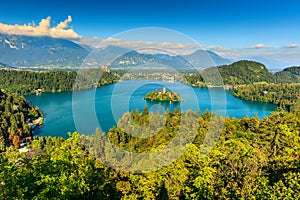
[0,0,300,67]
[1,0,299,48]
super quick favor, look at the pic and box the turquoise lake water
[25,80,277,138]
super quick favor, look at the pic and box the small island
[144,86,184,102]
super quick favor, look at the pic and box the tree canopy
[0,90,43,151]
[1,107,299,199]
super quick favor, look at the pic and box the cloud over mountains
[285,44,298,48]
[247,44,271,49]
[0,16,81,39]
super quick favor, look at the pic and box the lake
[25,80,277,138]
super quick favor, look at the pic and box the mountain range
[0,33,231,69]
[0,61,12,69]
[89,46,231,69]
[0,34,88,66]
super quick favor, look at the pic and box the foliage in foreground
[1,108,299,199]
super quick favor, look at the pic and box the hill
[187,60,300,86]
[272,66,300,83]
[198,60,275,85]
[283,66,300,76]
[217,60,273,84]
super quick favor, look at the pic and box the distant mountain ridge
[0,61,12,69]
[0,34,89,66]
[89,46,231,70]
[0,33,231,68]
[184,50,231,67]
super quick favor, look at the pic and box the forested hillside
[232,84,300,112]
[0,90,42,151]
[185,60,300,86]
[0,69,120,94]
[283,66,300,76]
[217,60,274,84]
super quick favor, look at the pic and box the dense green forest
[185,61,300,86]
[0,107,299,199]
[232,84,300,112]
[283,66,300,76]
[0,90,42,151]
[0,68,120,94]
[0,70,77,94]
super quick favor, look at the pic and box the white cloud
[247,43,271,49]
[207,45,231,51]
[0,16,81,39]
[56,16,72,29]
[161,42,186,49]
[39,17,51,29]
[285,44,298,48]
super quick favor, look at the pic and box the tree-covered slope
[232,84,300,112]
[216,60,275,84]
[0,90,43,150]
[186,60,300,86]
[283,66,300,76]
[0,68,120,94]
